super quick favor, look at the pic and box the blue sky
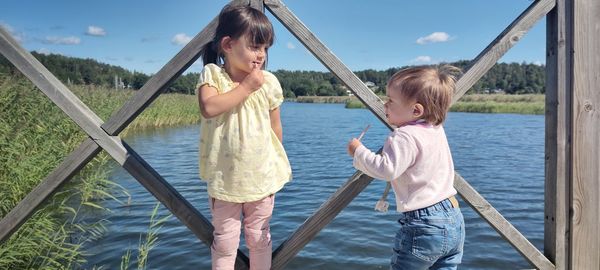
[1,0,546,75]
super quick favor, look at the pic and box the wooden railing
[2,0,597,269]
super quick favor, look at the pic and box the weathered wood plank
[454,174,555,270]
[0,27,128,164]
[121,142,249,269]
[0,13,219,236]
[265,0,390,128]
[570,0,600,268]
[0,28,251,268]
[101,0,246,136]
[266,1,556,269]
[249,0,263,10]
[544,0,569,268]
[272,171,374,269]
[453,0,555,103]
[0,6,251,268]
[0,139,101,242]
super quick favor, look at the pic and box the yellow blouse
[196,64,292,203]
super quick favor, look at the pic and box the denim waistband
[402,198,455,219]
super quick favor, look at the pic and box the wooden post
[569,0,600,268]
[266,0,555,268]
[544,0,569,268]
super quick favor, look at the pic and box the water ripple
[84,104,545,269]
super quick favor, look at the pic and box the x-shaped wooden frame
[0,0,557,269]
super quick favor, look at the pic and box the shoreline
[289,94,545,115]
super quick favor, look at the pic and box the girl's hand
[240,66,264,93]
[347,138,363,157]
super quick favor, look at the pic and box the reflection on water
[84,103,544,269]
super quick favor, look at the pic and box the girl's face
[384,87,421,126]
[223,35,268,74]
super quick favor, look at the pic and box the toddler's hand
[240,66,264,93]
[347,138,363,157]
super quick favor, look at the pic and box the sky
[1,0,547,75]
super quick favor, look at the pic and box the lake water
[84,102,545,269]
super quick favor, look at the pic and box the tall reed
[0,74,199,269]
[0,75,115,269]
[120,203,171,270]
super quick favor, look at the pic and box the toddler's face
[384,87,418,126]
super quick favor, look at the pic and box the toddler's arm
[352,133,417,181]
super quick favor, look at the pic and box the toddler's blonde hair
[387,65,462,125]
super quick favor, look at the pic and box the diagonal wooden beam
[266,0,555,269]
[102,0,241,136]
[454,173,555,270]
[0,139,101,242]
[452,0,555,104]
[272,170,375,269]
[121,143,250,270]
[0,13,206,239]
[448,1,556,268]
[264,0,390,129]
[264,2,386,268]
[0,22,252,268]
[0,2,252,267]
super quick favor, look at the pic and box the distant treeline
[1,52,545,97]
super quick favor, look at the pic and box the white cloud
[171,33,192,46]
[37,48,52,55]
[286,42,296,49]
[416,32,451,45]
[86,26,106,36]
[44,36,81,45]
[410,56,433,63]
[1,22,23,43]
[533,60,544,66]
[0,21,14,33]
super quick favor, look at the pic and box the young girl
[347,66,465,269]
[196,4,291,270]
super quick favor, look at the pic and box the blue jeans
[391,198,465,270]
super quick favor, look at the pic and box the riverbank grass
[0,75,198,269]
[342,94,544,115]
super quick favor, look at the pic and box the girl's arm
[197,84,252,118]
[269,107,283,142]
[198,68,263,119]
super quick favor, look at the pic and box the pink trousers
[209,194,275,270]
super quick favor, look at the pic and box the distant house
[364,81,379,92]
[343,81,378,96]
[484,88,506,94]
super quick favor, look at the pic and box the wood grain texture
[265,0,390,129]
[0,4,251,267]
[453,0,555,104]
[265,0,555,268]
[455,174,555,269]
[570,0,600,268]
[272,171,374,269]
[544,0,569,268]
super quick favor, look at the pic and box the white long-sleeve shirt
[353,122,456,212]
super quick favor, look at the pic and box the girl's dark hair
[200,4,274,66]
